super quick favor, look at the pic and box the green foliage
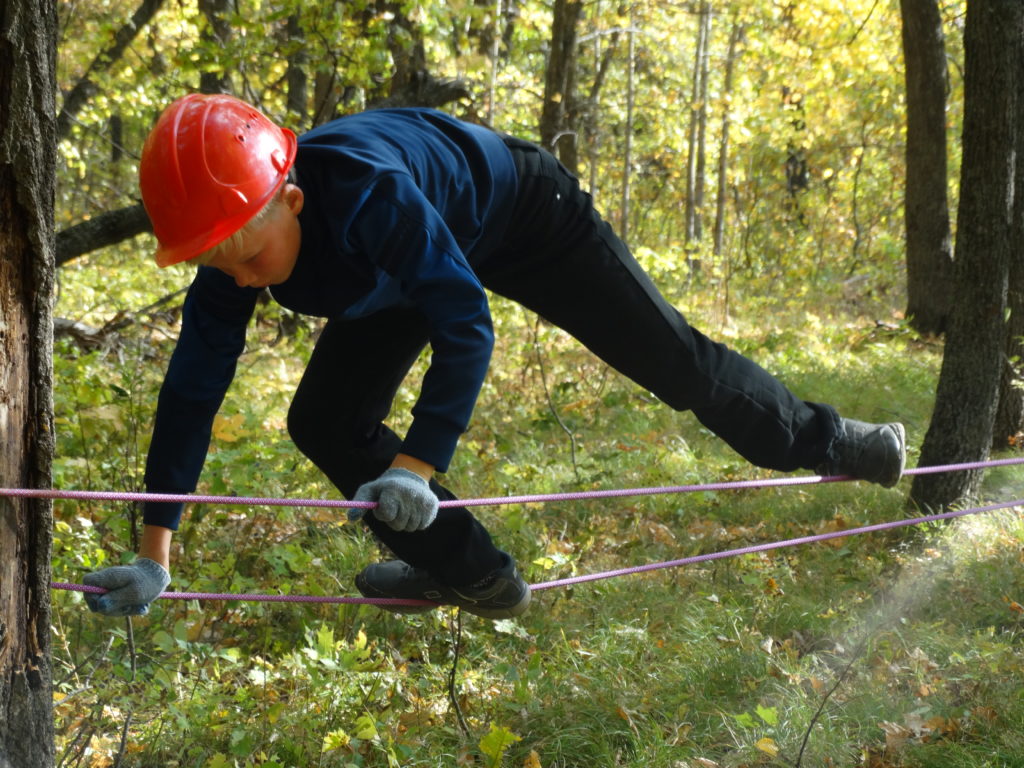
[49,1,1024,766]
[51,273,1024,766]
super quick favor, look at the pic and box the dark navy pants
[288,137,840,586]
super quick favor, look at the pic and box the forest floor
[49,281,1024,768]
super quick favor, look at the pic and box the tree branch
[367,71,470,111]
[56,204,152,266]
[58,0,166,139]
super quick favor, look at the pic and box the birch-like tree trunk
[685,1,711,250]
[619,11,636,244]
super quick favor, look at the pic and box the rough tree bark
[993,40,1024,449]
[56,203,151,267]
[994,244,1024,447]
[900,0,954,336]
[0,1,58,766]
[911,0,1023,509]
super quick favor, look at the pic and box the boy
[83,94,905,619]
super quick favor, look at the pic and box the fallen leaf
[879,720,912,751]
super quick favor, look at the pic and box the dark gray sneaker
[355,559,531,619]
[817,418,906,488]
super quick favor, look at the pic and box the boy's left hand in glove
[82,557,171,616]
[349,468,439,532]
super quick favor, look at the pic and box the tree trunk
[584,15,620,205]
[286,13,309,124]
[993,57,1024,448]
[198,0,233,94]
[619,12,636,245]
[685,1,711,249]
[487,0,503,124]
[900,0,954,336]
[539,0,583,170]
[994,246,1024,447]
[713,22,743,256]
[370,1,470,111]
[57,0,165,139]
[0,1,58,766]
[911,0,1023,509]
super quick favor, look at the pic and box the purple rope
[24,456,1024,606]
[531,496,1024,591]
[49,496,1024,605]
[6,456,1024,510]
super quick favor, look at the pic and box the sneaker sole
[354,574,435,614]
[879,422,907,488]
[451,585,532,619]
[355,575,532,619]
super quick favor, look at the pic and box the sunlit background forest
[49,1,1024,767]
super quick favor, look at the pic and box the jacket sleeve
[347,174,494,472]
[142,267,260,529]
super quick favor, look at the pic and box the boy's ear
[282,183,304,215]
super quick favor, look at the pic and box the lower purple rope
[531,496,1024,591]
[49,496,1024,606]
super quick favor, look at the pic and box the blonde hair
[192,185,286,266]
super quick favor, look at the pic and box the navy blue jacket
[143,109,518,530]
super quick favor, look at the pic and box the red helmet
[139,94,297,267]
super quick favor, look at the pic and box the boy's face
[206,184,304,288]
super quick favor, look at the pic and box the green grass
[49,292,1024,768]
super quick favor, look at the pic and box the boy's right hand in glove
[82,557,171,616]
[349,467,439,532]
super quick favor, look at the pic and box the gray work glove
[82,557,171,617]
[348,468,439,532]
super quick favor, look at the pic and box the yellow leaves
[522,750,543,768]
[212,412,247,442]
[814,515,850,547]
[80,404,125,432]
[879,707,1000,758]
[479,723,522,766]
[353,714,379,740]
[321,728,351,753]
[754,736,779,756]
